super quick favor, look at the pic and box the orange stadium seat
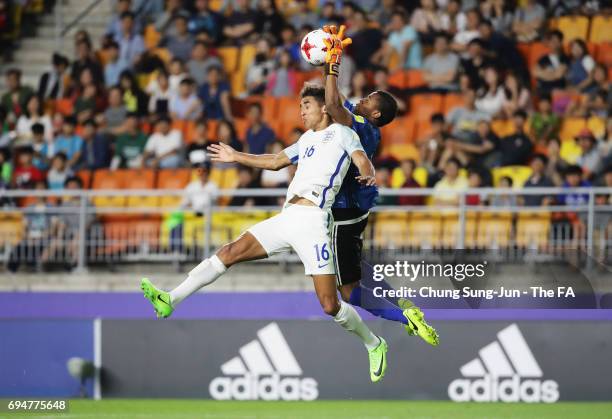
[124,169,158,209]
[442,93,465,114]
[157,168,192,207]
[75,170,92,189]
[596,43,612,68]
[590,16,612,43]
[381,116,415,145]
[410,94,443,122]
[406,69,425,88]
[277,97,301,125]
[0,213,25,246]
[559,118,587,141]
[516,212,551,249]
[233,118,249,141]
[557,16,589,43]
[144,24,161,49]
[183,120,197,144]
[55,99,74,116]
[206,119,219,140]
[238,44,257,74]
[526,42,550,70]
[260,96,279,122]
[92,169,125,209]
[217,47,239,73]
[388,70,407,89]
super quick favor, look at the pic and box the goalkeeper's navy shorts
[331,208,370,286]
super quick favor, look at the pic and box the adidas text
[209,374,318,400]
[448,375,559,403]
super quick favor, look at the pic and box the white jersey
[283,123,364,211]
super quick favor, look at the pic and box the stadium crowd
[0,0,611,213]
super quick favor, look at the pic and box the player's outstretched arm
[323,25,353,127]
[207,143,291,171]
[351,150,376,187]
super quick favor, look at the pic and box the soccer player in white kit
[141,85,389,382]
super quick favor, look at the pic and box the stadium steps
[0,0,112,91]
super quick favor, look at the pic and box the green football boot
[141,278,174,318]
[399,298,439,346]
[368,337,388,383]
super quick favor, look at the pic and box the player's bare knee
[320,296,340,316]
[217,242,240,267]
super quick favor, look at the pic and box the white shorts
[247,204,335,275]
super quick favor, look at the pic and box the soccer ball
[300,29,330,66]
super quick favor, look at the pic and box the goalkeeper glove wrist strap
[325,63,340,77]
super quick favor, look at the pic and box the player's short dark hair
[372,90,397,127]
[300,84,326,106]
[31,122,45,135]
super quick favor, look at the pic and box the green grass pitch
[10,400,612,419]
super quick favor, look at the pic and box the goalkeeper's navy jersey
[331,100,380,212]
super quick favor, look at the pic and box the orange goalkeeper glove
[323,25,352,77]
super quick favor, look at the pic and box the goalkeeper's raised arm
[323,25,354,128]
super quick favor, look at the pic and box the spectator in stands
[583,64,610,97]
[422,33,459,92]
[12,146,44,189]
[7,179,51,273]
[374,10,422,70]
[446,88,490,143]
[441,119,498,169]
[567,39,596,92]
[113,113,147,169]
[266,50,297,97]
[349,10,383,69]
[545,138,569,186]
[104,86,128,135]
[320,1,344,27]
[512,0,545,42]
[215,120,243,168]
[77,119,111,171]
[74,83,100,125]
[1,69,34,120]
[104,41,127,87]
[478,19,528,83]
[156,0,187,38]
[118,12,146,67]
[246,37,275,95]
[256,0,285,43]
[188,0,222,42]
[53,116,83,169]
[71,39,104,86]
[410,0,443,44]
[170,78,202,121]
[229,166,264,207]
[290,0,319,31]
[187,119,210,166]
[245,103,275,155]
[501,72,531,119]
[107,0,142,41]
[418,113,448,172]
[162,15,195,62]
[372,68,406,113]
[490,176,517,207]
[374,165,397,206]
[16,95,53,143]
[461,38,493,91]
[452,8,481,53]
[147,70,171,117]
[479,0,513,36]
[47,152,72,190]
[261,141,291,196]
[187,41,222,86]
[180,160,219,213]
[119,70,149,116]
[0,148,11,188]
[31,123,49,171]
[466,168,484,206]
[277,25,301,64]
[0,108,10,149]
[223,0,257,45]
[143,115,183,169]
[523,153,554,206]
[530,95,560,147]
[475,66,505,117]
[348,71,370,104]
[497,110,533,167]
[441,0,467,35]
[559,165,591,206]
[167,58,188,95]
[38,53,70,102]
[198,66,233,122]
[576,129,604,178]
[432,157,468,206]
[534,30,568,96]
[398,159,425,206]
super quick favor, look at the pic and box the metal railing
[1,187,611,272]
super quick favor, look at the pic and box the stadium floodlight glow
[67,357,95,398]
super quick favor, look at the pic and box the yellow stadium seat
[387,143,420,161]
[408,212,442,248]
[560,140,582,164]
[152,47,172,64]
[589,16,612,43]
[217,47,239,73]
[491,119,515,137]
[413,167,428,187]
[492,166,533,188]
[476,212,512,248]
[0,214,24,246]
[558,118,586,141]
[144,24,161,49]
[209,0,224,12]
[441,212,478,249]
[373,212,410,248]
[587,116,606,138]
[516,212,551,249]
[557,16,589,43]
[92,169,125,209]
[230,70,247,97]
[125,169,158,209]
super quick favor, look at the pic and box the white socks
[334,300,380,351]
[169,255,227,306]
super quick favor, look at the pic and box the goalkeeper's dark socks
[349,285,408,325]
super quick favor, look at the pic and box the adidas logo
[448,324,559,403]
[209,323,319,400]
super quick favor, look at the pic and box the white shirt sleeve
[145,134,158,153]
[582,56,595,73]
[283,142,300,165]
[339,126,365,156]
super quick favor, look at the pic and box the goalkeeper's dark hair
[300,84,326,106]
[373,90,398,127]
